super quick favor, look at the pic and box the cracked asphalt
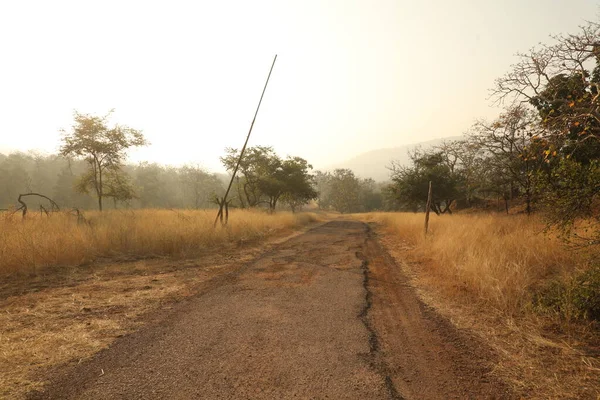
[29,220,511,399]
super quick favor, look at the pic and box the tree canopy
[221,146,317,212]
[60,111,147,211]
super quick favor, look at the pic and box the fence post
[424,181,432,235]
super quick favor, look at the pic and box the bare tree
[492,22,600,144]
[468,106,545,214]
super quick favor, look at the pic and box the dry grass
[361,212,599,399]
[365,212,578,314]
[0,209,320,275]
[0,211,324,399]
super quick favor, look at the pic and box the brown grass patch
[0,209,320,275]
[360,212,600,399]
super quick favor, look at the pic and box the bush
[535,265,600,322]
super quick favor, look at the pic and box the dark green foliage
[221,146,317,212]
[389,149,462,214]
[279,157,318,212]
[537,159,600,239]
[535,265,600,322]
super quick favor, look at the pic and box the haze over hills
[323,136,464,182]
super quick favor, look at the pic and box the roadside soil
[26,220,512,399]
[362,231,512,399]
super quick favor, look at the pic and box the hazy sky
[0,0,597,172]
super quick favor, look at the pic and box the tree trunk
[236,177,246,208]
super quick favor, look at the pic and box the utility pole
[214,55,277,227]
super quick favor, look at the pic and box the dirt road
[29,220,511,399]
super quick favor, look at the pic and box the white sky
[0,0,597,172]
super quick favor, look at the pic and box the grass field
[365,212,585,315]
[0,209,320,275]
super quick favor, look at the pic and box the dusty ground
[25,220,511,399]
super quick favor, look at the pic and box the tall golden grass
[0,209,320,274]
[365,212,585,315]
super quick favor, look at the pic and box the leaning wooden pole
[424,181,433,235]
[214,55,278,227]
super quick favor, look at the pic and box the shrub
[535,264,600,322]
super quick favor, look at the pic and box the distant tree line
[0,108,395,215]
[0,113,322,213]
[313,169,385,213]
[0,151,225,211]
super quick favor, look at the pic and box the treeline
[0,152,225,210]
[221,145,387,213]
[0,107,390,214]
[0,149,391,214]
[314,169,387,213]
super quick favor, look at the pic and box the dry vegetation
[0,209,322,399]
[0,209,320,275]
[363,212,599,399]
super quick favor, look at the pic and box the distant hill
[324,136,463,182]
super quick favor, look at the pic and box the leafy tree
[389,149,462,214]
[279,157,318,212]
[358,178,383,211]
[469,106,544,214]
[221,146,278,207]
[381,183,404,211]
[253,151,285,211]
[103,169,137,208]
[60,110,147,211]
[221,146,316,212]
[493,21,600,235]
[432,140,483,208]
[540,158,600,238]
[327,169,362,213]
[314,171,333,210]
[314,169,383,213]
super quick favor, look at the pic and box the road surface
[29,220,511,399]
